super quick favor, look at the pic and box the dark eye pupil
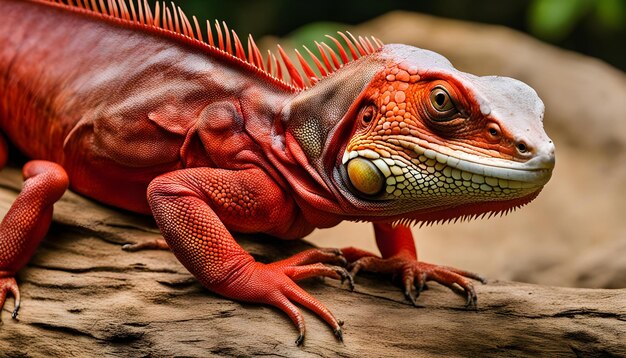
[435,93,446,107]
[489,128,498,136]
[363,112,372,122]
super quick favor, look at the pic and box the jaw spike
[346,31,366,56]
[248,35,265,70]
[277,45,305,89]
[266,50,273,76]
[98,0,106,15]
[153,1,161,27]
[146,0,155,25]
[325,35,349,64]
[192,16,202,42]
[337,32,359,60]
[320,42,341,69]
[206,20,214,46]
[294,49,318,85]
[104,0,111,16]
[372,36,384,48]
[110,0,119,18]
[314,41,334,73]
[177,7,189,37]
[171,2,180,34]
[362,36,375,53]
[232,31,245,60]
[303,45,328,77]
[246,35,255,64]
[137,0,145,24]
[151,1,159,26]
[180,8,194,38]
[45,0,383,92]
[119,0,130,21]
[127,0,137,21]
[215,20,224,51]
[164,4,172,31]
[222,22,232,55]
[273,53,282,81]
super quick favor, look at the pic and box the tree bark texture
[0,167,624,357]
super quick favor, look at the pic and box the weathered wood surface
[0,166,624,357]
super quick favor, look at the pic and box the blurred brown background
[151,0,626,289]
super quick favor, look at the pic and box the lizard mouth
[339,138,554,200]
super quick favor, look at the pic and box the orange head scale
[282,43,555,224]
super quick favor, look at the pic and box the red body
[0,0,554,344]
[0,0,294,215]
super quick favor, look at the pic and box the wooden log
[0,167,624,357]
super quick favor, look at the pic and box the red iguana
[0,0,555,344]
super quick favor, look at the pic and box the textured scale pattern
[0,161,69,317]
[146,168,348,343]
[341,61,548,226]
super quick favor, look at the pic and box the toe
[282,282,342,333]
[269,293,306,345]
[0,277,20,320]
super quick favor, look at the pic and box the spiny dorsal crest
[39,0,383,91]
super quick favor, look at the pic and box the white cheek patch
[342,135,552,203]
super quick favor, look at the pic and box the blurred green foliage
[148,0,625,70]
[529,0,624,40]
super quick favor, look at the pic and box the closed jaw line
[341,138,553,199]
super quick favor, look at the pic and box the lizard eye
[428,86,458,121]
[360,104,376,125]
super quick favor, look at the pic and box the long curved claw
[334,327,344,343]
[348,255,486,309]
[334,266,355,291]
[275,247,348,267]
[215,254,347,345]
[295,333,305,346]
[0,276,20,320]
[402,268,418,306]
[414,272,427,299]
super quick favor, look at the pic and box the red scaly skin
[0,0,555,344]
[0,161,68,318]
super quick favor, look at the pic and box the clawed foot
[122,238,169,252]
[347,253,486,309]
[215,248,351,345]
[0,275,20,320]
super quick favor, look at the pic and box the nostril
[545,140,556,157]
[516,142,528,154]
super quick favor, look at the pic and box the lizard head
[283,43,555,224]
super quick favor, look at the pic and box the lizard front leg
[0,160,69,319]
[147,167,347,345]
[343,223,486,308]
